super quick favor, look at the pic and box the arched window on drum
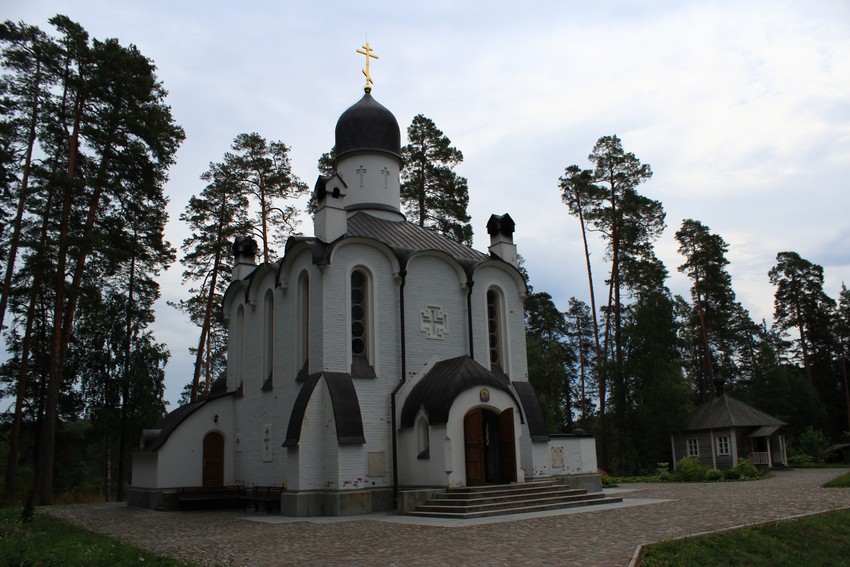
[486,287,508,378]
[350,268,376,378]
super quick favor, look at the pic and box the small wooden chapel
[129,44,600,516]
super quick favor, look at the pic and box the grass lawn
[824,468,850,487]
[639,509,850,567]
[0,508,193,566]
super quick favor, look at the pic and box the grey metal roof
[400,356,518,429]
[679,394,785,432]
[346,212,489,264]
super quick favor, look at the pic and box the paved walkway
[45,468,850,566]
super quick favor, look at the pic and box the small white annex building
[130,85,599,516]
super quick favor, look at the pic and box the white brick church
[130,83,599,516]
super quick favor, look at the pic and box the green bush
[675,457,707,481]
[705,468,724,481]
[598,469,614,487]
[723,467,740,480]
[796,427,831,463]
[658,470,675,482]
[788,450,815,467]
[733,458,759,479]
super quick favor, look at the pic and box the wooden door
[202,432,224,487]
[498,408,517,483]
[464,409,485,485]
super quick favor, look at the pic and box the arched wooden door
[202,432,224,487]
[464,407,517,485]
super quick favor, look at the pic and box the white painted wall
[336,153,403,221]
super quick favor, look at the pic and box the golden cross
[356,42,379,92]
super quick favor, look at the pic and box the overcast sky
[6,1,850,407]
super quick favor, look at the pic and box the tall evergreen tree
[558,134,660,470]
[768,251,836,387]
[175,164,250,403]
[564,297,596,425]
[675,219,757,401]
[525,291,575,432]
[401,115,472,245]
[834,284,850,432]
[0,15,184,504]
[219,133,307,264]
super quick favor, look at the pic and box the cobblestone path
[45,468,850,566]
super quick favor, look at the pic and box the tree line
[526,134,850,474]
[0,16,183,504]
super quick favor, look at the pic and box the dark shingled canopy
[283,372,366,447]
[401,356,524,429]
[679,394,785,431]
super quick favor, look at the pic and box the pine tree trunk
[191,247,222,402]
[34,91,83,506]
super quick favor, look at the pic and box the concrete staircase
[407,480,622,519]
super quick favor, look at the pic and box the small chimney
[487,213,517,267]
[313,174,348,242]
[713,372,726,396]
[232,236,258,281]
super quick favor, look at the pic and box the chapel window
[350,269,376,378]
[351,269,369,359]
[297,271,310,378]
[263,289,274,390]
[234,304,245,389]
[417,416,430,459]
[487,289,505,374]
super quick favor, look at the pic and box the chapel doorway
[463,407,517,485]
[202,432,224,487]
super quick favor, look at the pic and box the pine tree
[175,164,250,403]
[525,291,575,432]
[401,115,472,245]
[1,15,185,505]
[769,251,836,387]
[219,133,307,264]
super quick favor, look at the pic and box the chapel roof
[679,394,785,432]
[334,92,401,162]
[345,211,489,264]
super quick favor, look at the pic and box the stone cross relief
[380,166,390,189]
[356,165,367,187]
[421,305,448,339]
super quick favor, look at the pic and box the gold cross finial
[356,42,379,93]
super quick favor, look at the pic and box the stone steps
[407,480,622,519]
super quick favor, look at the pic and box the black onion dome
[334,93,401,162]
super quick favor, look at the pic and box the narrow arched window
[234,304,245,389]
[487,288,505,375]
[297,271,310,379]
[417,416,430,459]
[350,268,376,378]
[263,289,274,390]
